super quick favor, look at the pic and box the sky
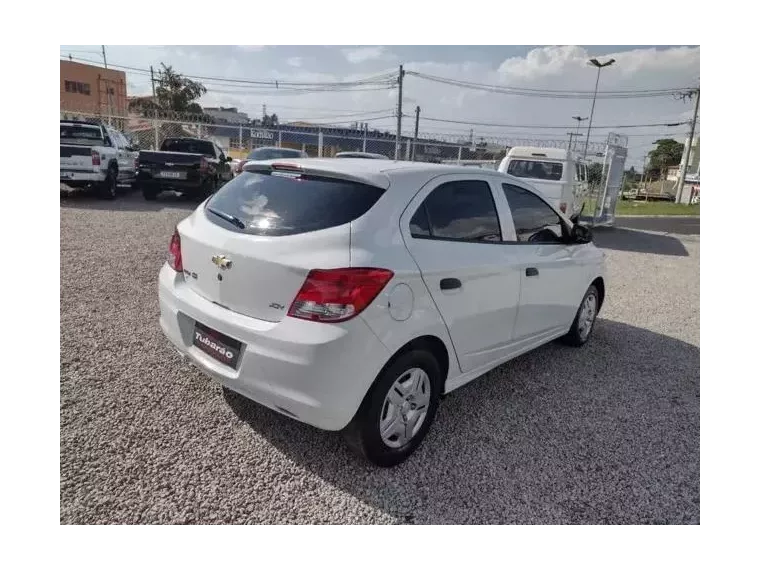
[60,45,700,167]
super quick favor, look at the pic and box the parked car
[137,138,233,200]
[335,151,388,159]
[60,120,139,199]
[497,147,588,217]
[234,147,309,175]
[158,160,605,466]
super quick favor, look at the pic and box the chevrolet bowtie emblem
[211,255,232,269]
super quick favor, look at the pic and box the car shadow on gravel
[592,227,691,257]
[224,318,700,524]
[60,189,198,213]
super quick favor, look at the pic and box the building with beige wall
[60,60,128,116]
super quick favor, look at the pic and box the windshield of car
[60,123,104,146]
[205,171,385,236]
[161,139,216,156]
[507,159,564,181]
[247,148,304,160]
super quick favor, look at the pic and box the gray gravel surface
[60,192,699,524]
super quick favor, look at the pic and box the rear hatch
[60,122,103,172]
[505,158,566,205]
[177,166,387,322]
[60,145,95,172]
[139,151,205,182]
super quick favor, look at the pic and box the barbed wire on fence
[61,103,612,161]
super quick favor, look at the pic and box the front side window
[502,183,565,243]
[411,180,501,242]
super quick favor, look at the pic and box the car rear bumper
[60,170,104,185]
[157,264,391,431]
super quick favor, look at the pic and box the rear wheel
[98,166,118,200]
[561,284,599,347]
[343,350,442,467]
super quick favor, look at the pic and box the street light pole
[572,115,587,153]
[583,58,615,160]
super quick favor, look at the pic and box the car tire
[98,166,118,200]
[561,284,600,347]
[343,349,442,467]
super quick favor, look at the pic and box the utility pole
[101,45,107,69]
[675,88,700,204]
[150,65,156,100]
[411,106,420,161]
[395,65,404,160]
[362,123,368,153]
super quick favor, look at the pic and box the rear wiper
[207,207,245,229]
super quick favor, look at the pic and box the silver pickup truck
[60,120,139,199]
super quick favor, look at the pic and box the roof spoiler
[242,161,390,189]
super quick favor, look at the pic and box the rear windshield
[205,171,385,236]
[61,124,104,146]
[161,139,215,156]
[247,147,304,160]
[507,159,563,181]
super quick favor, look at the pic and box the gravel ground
[60,192,699,524]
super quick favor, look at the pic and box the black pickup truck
[137,137,234,200]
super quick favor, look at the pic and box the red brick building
[60,60,128,116]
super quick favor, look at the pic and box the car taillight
[167,229,183,272]
[133,157,139,170]
[288,268,394,323]
[91,151,101,166]
[559,202,567,213]
[200,157,209,173]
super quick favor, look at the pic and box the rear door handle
[525,267,539,277]
[440,278,462,290]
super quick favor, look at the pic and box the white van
[498,147,587,218]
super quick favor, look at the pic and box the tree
[647,138,684,180]
[129,63,207,118]
[261,113,279,128]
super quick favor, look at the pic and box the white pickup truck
[60,120,139,199]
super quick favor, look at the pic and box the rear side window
[502,183,565,243]
[205,171,385,236]
[411,180,501,242]
[507,159,563,181]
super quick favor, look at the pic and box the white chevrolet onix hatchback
[159,159,605,466]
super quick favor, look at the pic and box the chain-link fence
[61,106,612,163]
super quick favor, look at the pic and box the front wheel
[343,350,442,467]
[561,284,600,347]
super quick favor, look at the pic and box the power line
[406,70,696,99]
[61,55,396,88]
[416,115,689,130]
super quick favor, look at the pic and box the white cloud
[287,57,303,68]
[343,46,387,64]
[238,40,276,51]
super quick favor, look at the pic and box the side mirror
[572,223,593,244]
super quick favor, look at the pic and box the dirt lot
[60,191,699,524]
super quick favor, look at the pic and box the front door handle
[526,267,539,277]
[440,278,462,290]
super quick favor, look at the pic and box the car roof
[507,146,569,160]
[243,158,525,191]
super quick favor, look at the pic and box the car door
[501,182,587,340]
[401,175,522,373]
